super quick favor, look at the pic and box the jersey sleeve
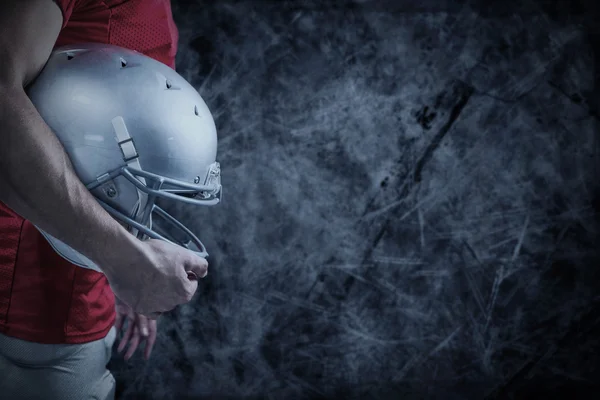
[53,0,78,29]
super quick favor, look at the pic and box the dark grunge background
[109,0,600,398]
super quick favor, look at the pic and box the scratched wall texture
[110,0,600,398]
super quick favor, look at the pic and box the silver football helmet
[26,43,222,273]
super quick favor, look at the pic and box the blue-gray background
[110,0,600,398]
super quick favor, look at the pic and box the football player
[0,1,221,399]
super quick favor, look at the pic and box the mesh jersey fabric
[0,0,178,344]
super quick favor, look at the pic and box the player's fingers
[137,314,149,337]
[124,325,141,361]
[118,316,135,353]
[144,320,158,360]
[185,254,208,279]
[114,311,124,333]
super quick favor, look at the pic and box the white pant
[0,327,116,400]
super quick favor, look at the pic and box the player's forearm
[0,84,134,269]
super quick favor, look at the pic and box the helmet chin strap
[130,190,150,238]
[135,180,162,240]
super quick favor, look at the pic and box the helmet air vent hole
[120,58,127,68]
[194,105,199,116]
[166,80,172,89]
[66,53,75,60]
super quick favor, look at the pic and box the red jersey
[0,0,178,344]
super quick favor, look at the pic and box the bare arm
[0,0,137,271]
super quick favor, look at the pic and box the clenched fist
[102,238,208,316]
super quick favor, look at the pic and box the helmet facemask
[89,162,222,259]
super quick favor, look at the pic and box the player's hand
[115,297,158,361]
[103,238,208,316]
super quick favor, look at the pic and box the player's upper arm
[0,0,66,89]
